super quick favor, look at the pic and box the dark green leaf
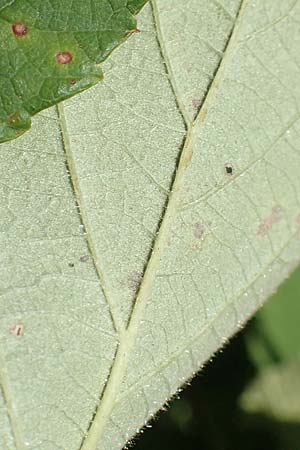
[0,0,147,143]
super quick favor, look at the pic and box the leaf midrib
[76,0,248,448]
[114,224,300,404]
[0,351,25,450]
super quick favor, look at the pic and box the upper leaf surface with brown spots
[0,0,148,142]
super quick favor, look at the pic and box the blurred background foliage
[132,267,300,450]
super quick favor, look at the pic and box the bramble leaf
[0,0,147,143]
[0,1,300,450]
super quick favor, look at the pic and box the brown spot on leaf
[194,222,206,239]
[192,221,212,251]
[68,262,75,268]
[8,113,21,125]
[183,149,193,169]
[128,28,141,37]
[70,79,77,85]
[192,99,202,110]
[225,164,234,176]
[79,255,89,263]
[128,271,143,294]
[257,206,283,236]
[12,22,28,37]
[10,324,24,337]
[56,52,73,65]
[199,106,208,123]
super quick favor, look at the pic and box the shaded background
[131,267,300,450]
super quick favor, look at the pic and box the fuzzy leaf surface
[0,1,300,450]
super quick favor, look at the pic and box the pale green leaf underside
[1,1,300,449]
